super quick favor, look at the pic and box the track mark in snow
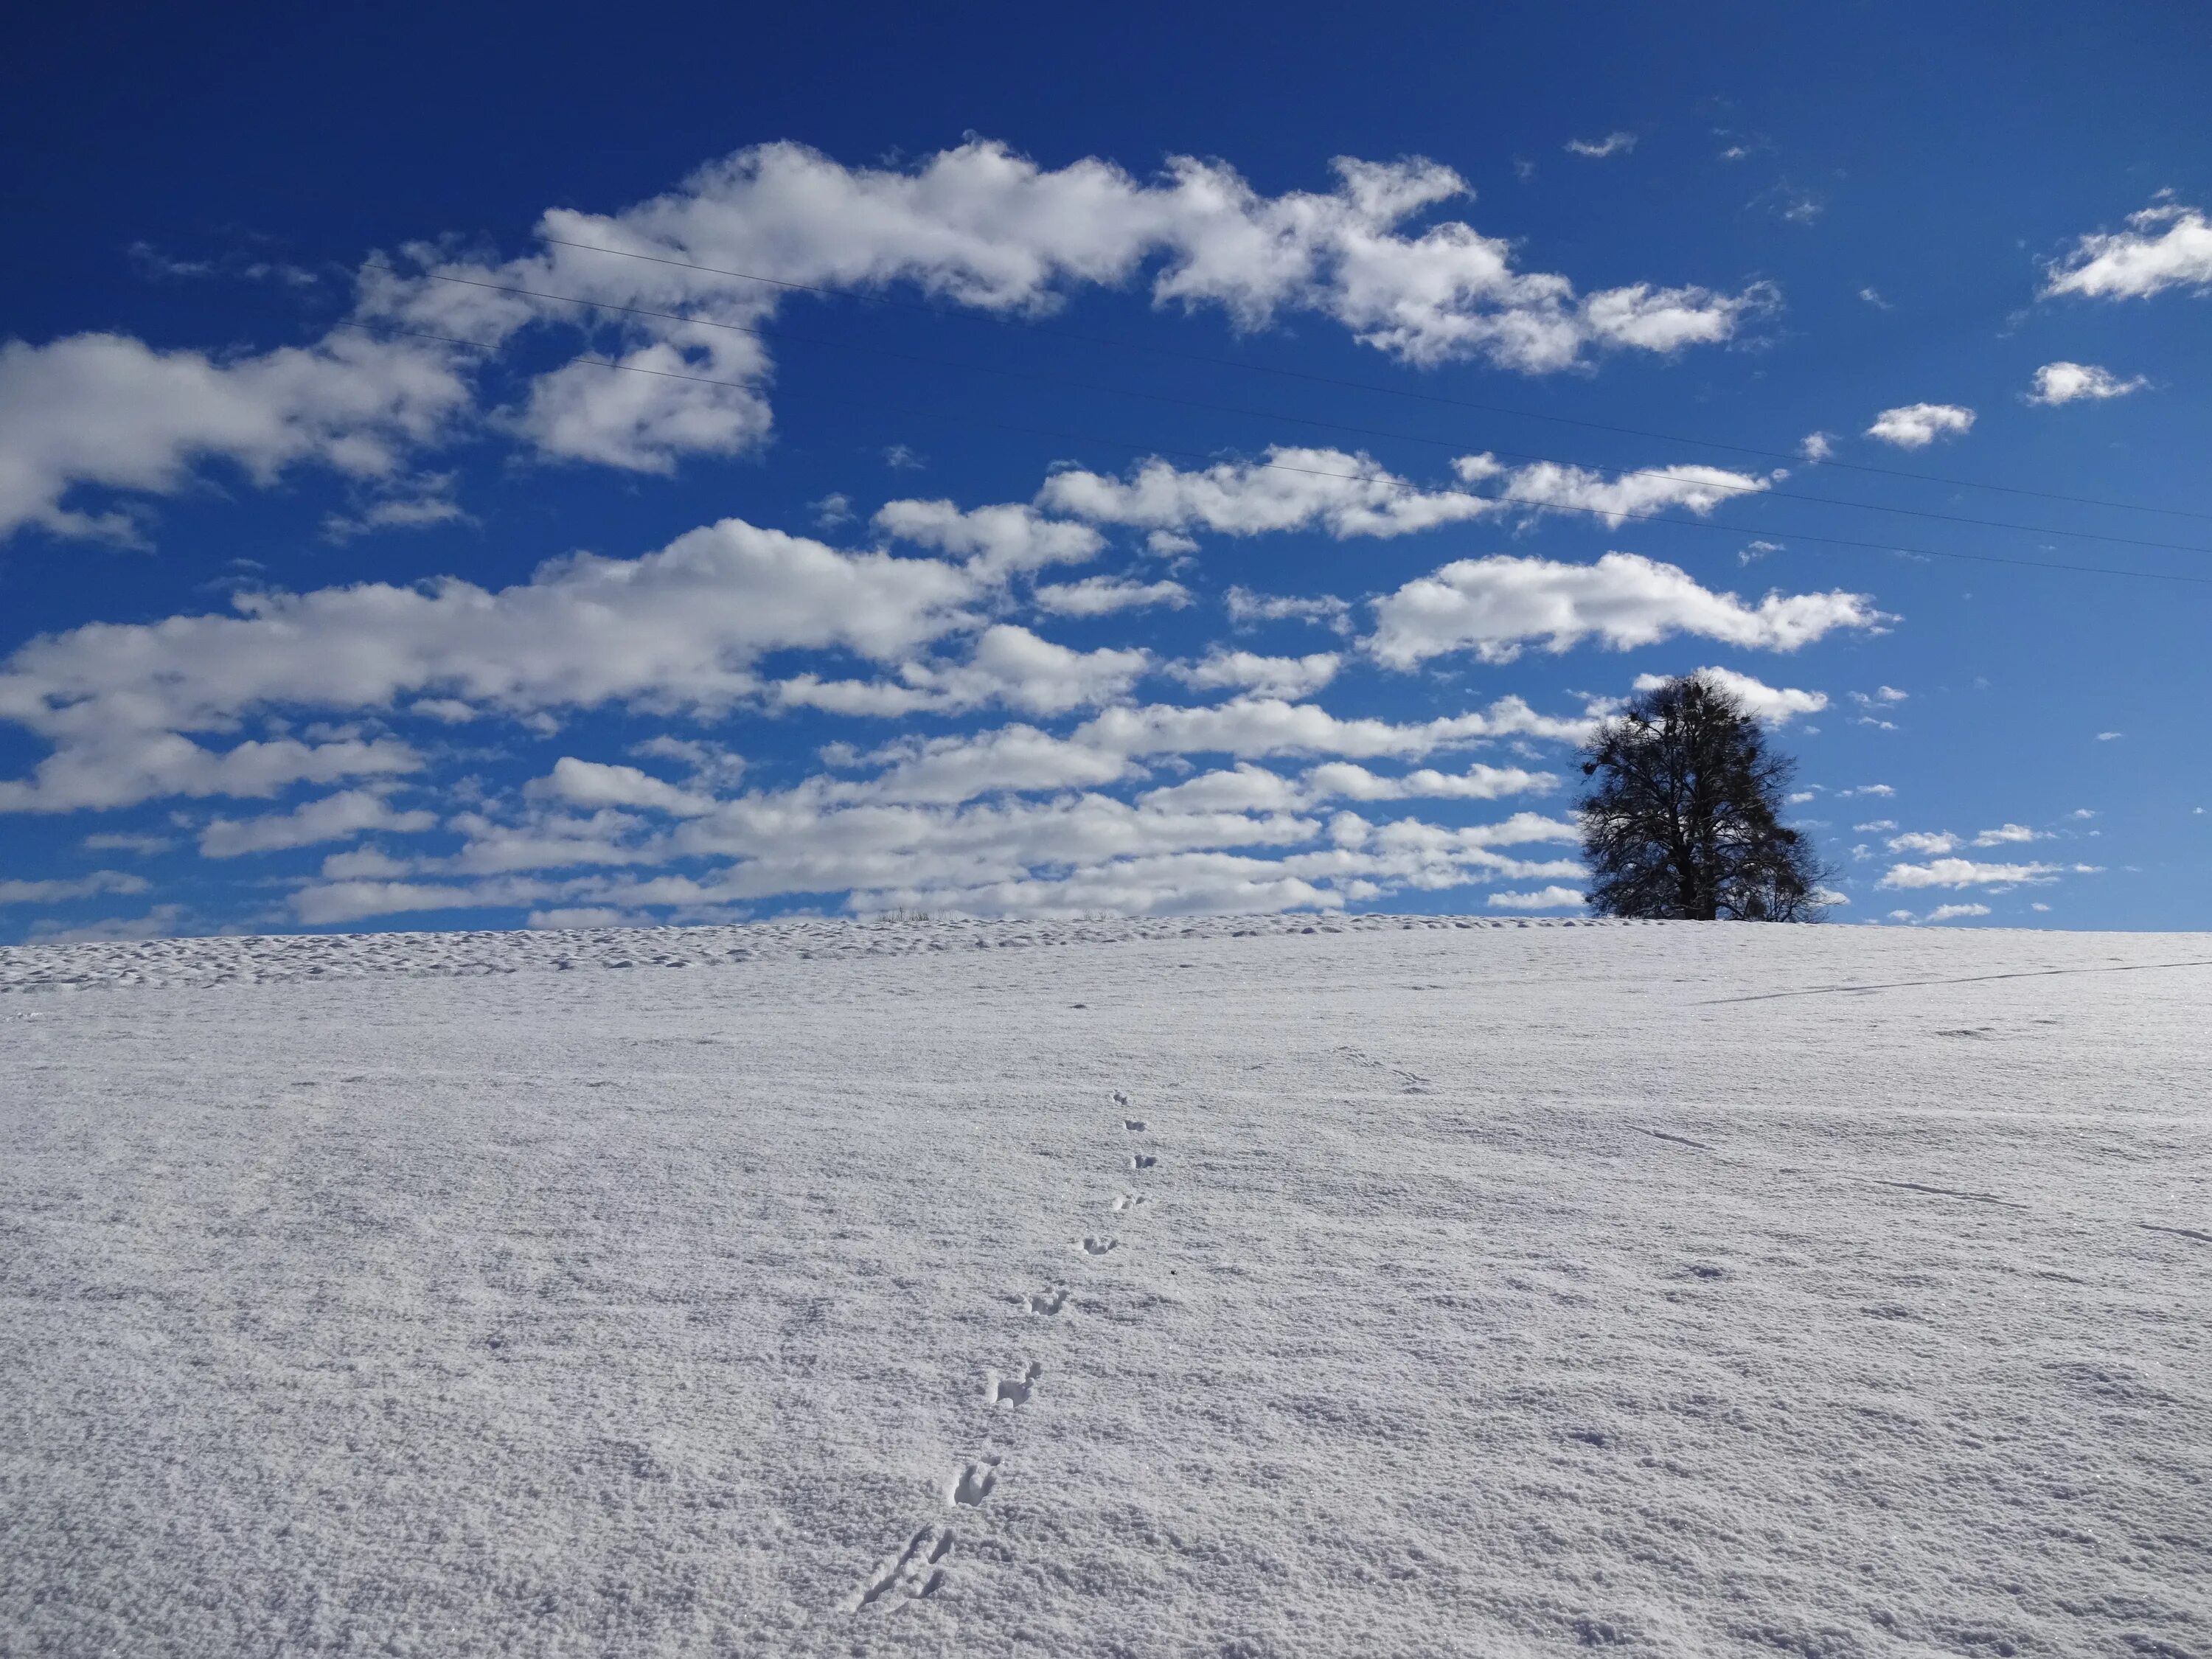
[1632,1127,1713,1151]
[951,1460,999,1506]
[1122,1119,1148,1132]
[1111,1193,1150,1213]
[992,1362,1043,1406]
[855,1525,954,1610]
[1127,1152,1158,1172]
[1873,1179,2027,1209]
[1111,1089,1130,1106]
[1081,1236,1119,1256]
[2141,1223,2212,1245]
[1026,1288,1068,1315]
[1935,1027,1997,1039]
[1703,957,2212,1004]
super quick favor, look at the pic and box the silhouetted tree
[1577,672,1832,921]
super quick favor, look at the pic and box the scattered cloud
[2025,361,2149,406]
[0,869,150,905]
[1798,432,1834,462]
[199,788,439,857]
[1633,667,1825,724]
[1488,886,1585,910]
[2042,202,2212,301]
[1031,575,1191,616]
[2096,731,2124,741]
[1879,858,2081,888]
[1865,403,1975,449]
[1858,288,1891,309]
[1367,552,1884,668]
[1925,903,1992,923]
[1225,587,1354,633]
[1565,133,1637,159]
[1170,650,1341,701]
[1853,819,1896,832]
[1972,824,2043,846]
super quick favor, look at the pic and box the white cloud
[1798,432,1835,462]
[1836,784,1894,799]
[82,831,174,855]
[776,625,1150,718]
[1887,831,1959,855]
[1865,403,1975,449]
[1565,133,1637,159]
[1972,824,2043,846]
[198,788,439,857]
[1038,448,1502,540]
[874,498,1104,577]
[1851,686,1907,705]
[1488,886,1585,910]
[2096,731,2124,742]
[1859,288,1891,309]
[527,907,640,930]
[1925,903,1992,923]
[1366,552,1884,668]
[1170,650,1340,700]
[1225,587,1353,632]
[527,757,716,818]
[0,331,470,543]
[1298,762,1557,803]
[1031,575,1190,616]
[1632,667,1826,725]
[0,515,985,810]
[355,139,1769,488]
[1879,858,2068,889]
[2042,203,2212,301]
[1853,819,1896,832]
[0,869,150,905]
[2025,361,2149,406]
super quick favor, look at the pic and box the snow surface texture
[2,915,2208,1658]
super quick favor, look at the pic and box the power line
[332,318,2212,588]
[364,261,2212,560]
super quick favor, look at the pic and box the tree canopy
[1576,673,1831,922]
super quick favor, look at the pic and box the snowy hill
[4,916,2208,1658]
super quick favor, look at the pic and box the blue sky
[2,0,2208,941]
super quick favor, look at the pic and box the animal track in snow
[992,1362,1043,1406]
[855,1524,955,1609]
[1112,1090,1130,1106]
[1081,1236,1119,1256]
[951,1459,999,1506]
[1128,1153,1157,1171]
[1026,1288,1068,1315]
[1123,1119,1148,1132]
[1110,1192,1150,1212]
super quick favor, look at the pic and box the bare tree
[1576,672,1832,921]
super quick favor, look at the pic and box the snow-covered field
[3,915,2208,1658]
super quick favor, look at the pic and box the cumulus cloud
[0,331,470,543]
[2042,203,2212,301]
[198,788,439,857]
[873,498,1103,575]
[1799,432,1835,462]
[774,625,1150,717]
[1865,403,1975,449]
[1887,831,1959,855]
[1924,903,1991,922]
[1565,133,1637,159]
[1225,587,1354,632]
[0,515,986,810]
[0,869,150,905]
[1031,575,1190,616]
[2025,361,2149,406]
[7,139,1771,547]
[1879,858,2077,888]
[1633,667,1826,724]
[1169,650,1340,700]
[1488,886,1585,909]
[1972,824,2043,846]
[1035,448,1765,544]
[1366,552,1884,668]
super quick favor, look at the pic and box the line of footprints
[852,1088,1158,1612]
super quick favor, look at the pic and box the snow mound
[3,918,2208,1657]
